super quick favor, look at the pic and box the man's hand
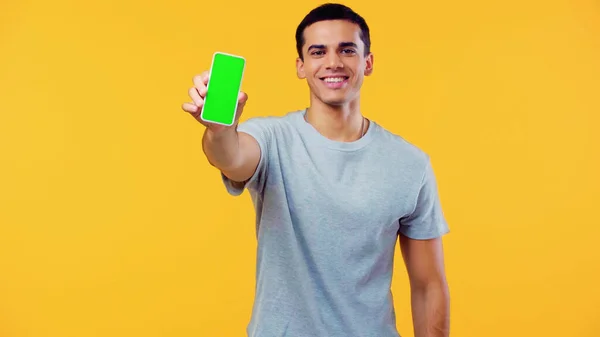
[181,71,261,184]
[182,71,248,133]
[400,234,450,337]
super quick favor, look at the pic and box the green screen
[201,53,246,125]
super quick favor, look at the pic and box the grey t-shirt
[221,109,449,337]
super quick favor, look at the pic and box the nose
[326,52,344,70]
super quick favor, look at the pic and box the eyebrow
[307,41,358,52]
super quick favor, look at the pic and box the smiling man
[182,3,450,337]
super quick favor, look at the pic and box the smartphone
[200,52,246,126]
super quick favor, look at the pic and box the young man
[182,3,450,337]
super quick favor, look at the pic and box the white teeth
[323,77,345,83]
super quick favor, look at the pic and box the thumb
[238,91,248,105]
[237,91,248,112]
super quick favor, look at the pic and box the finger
[188,87,203,106]
[238,91,248,104]
[182,102,199,115]
[198,86,207,97]
[192,72,209,91]
[237,92,248,110]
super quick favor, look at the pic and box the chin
[321,93,354,106]
[309,85,355,106]
[323,99,347,106]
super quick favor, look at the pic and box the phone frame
[200,51,246,127]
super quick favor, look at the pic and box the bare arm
[183,71,261,184]
[399,234,450,337]
[202,126,261,183]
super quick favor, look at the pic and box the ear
[364,53,374,76]
[296,57,306,79]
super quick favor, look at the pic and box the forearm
[202,127,242,171]
[411,282,450,337]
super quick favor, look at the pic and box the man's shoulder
[374,123,430,165]
[234,110,302,145]
[238,110,302,128]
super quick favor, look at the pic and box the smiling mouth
[319,76,349,83]
[319,76,350,89]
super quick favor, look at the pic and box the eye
[341,48,356,55]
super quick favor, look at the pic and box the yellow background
[1,0,599,336]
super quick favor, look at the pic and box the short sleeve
[398,158,450,240]
[221,116,273,196]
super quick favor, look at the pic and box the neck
[305,96,367,142]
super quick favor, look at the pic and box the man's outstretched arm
[399,234,450,337]
[183,71,261,184]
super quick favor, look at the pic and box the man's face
[296,20,373,107]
